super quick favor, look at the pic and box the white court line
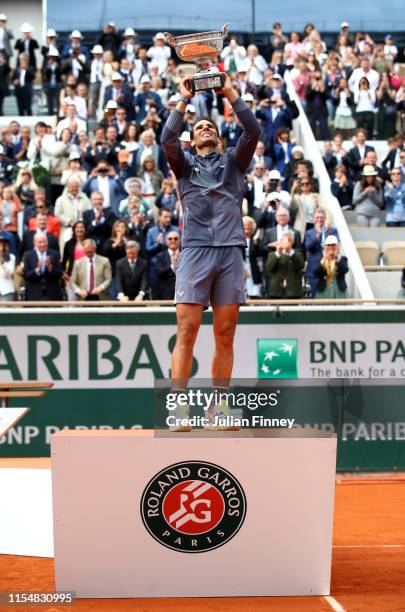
[324,596,346,611]
[333,544,404,548]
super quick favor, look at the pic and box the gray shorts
[174,246,246,308]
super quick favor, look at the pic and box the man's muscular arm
[161,78,193,179]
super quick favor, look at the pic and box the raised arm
[160,79,192,179]
[219,76,261,173]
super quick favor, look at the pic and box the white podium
[51,429,337,598]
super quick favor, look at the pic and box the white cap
[185,104,196,113]
[0,14,7,21]
[48,48,59,57]
[0,144,4,154]
[140,74,151,83]
[154,32,165,40]
[111,71,122,80]
[268,169,282,180]
[340,21,349,28]
[179,131,191,142]
[105,100,118,109]
[124,27,136,36]
[169,94,180,103]
[242,93,254,102]
[70,29,82,38]
[272,73,283,81]
[324,235,338,246]
[107,21,115,27]
[69,151,81,160]
[266,191,281,202]
[20,22,34,33]
[292,145,304,154]
[91,44,103,54]
[46,28,57,37]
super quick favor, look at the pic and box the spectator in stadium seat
[61,152,88,187]
[305,71,330,140]
[62,220,87,278]
[363,150,388,182]
[98,23,121,59]
[146,32,171,76]
[0,211,17,255]
[348,57,379,93]
[0,233,15,301]
[71,238,112,300]
[256,96,292,153]
[14,168,37,209]
[244,161,268,222]
[116,240,148,302]
[88,44,104,118]
[384,169,405,227]
[245,44,267,86]
[232,61,257,99]
[0,51,10,116]
[0,14,13,62]
[248,141,273,172]
[23,188,48,226]
[61,30,90,61]
[382,133,404,174]
[352,165,384,227]
[0,186,21,234]
[133,129,167,176]
[376,73,397,139]
[261,207,302,256]
[265,230,304,299]
[323,141,337,179]
[14,23,38,70]
[103,72,133,119]
[103,219,129,279]
[145,207,177,298]
[82,191,118,252]
[55,177,91,247]
[291,176,321,238]
[25,209,60,245]
[134,75,163,125]
[82,161,125,215]
[273,127,293,177]
[23,234,63,301]
[128,209,152,256]
[331,165,354,210]
[221,36,247,73]
[12,54,35,116]
[354,77,376,138]
[56,105,87,138]
[284,32,306,67]
[314,235,348,299]
[304,208,338,297]
[155,230,181,300]
[242,216,263,298]
[118,27,139,65]
[43,48,63,115]
[220,109,243,148]
[346,128,375,182]
[332,77,356,138]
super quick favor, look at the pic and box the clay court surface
[1,460,404,612]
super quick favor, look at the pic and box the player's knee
[214,325,236,349]
[177,320,199,346]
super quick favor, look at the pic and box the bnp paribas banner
[0,306,405,468]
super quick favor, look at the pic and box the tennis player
[161,75,261,429]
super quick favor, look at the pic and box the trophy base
[192,71,226,93]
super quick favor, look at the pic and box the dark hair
[190,116,220,140]
[159,207,172,216]
[361,173,379,190]
[276,127,290,140]
[72,220,87,242]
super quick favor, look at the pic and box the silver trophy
[164,24,229,93]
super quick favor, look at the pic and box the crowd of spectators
[2,17,403,301]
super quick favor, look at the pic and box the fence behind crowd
[284,71,375,301]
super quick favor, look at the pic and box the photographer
[265,230,304,299]
[82,160,125,215]
[0,233,15,301]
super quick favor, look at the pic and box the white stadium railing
[284,71,375,300]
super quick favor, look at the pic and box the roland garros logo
[140,461,247,553]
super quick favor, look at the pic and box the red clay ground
[1,461,404,612]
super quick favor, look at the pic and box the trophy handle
[222,24,230,39]
[164,32,175,47]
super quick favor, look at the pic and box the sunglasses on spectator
[167,237,179,241]
[301,181,310,186]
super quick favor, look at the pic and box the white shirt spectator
[349,68,380,93]
[0,253,15,297]
[97,176,111,208]
[64,95,87,120]
[221,42,247,72]
[146,44,171,76]
[354,89,376,112]
[57,116,87,138]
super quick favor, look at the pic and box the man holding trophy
[161,26,261,430]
